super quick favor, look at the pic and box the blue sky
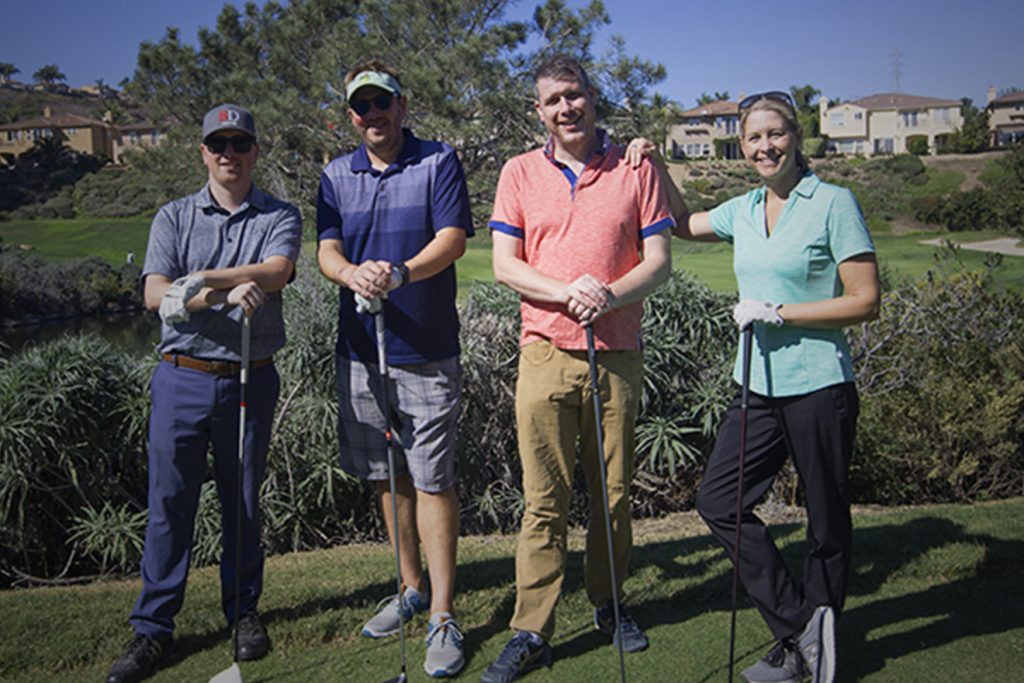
[4,0,1022,107]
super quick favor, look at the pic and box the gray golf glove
[159,275,206,324]
[355,293,382,315]
[733,299,783,329]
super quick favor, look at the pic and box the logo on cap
[218,109,241,123]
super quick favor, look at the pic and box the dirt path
[919,236,1024,256]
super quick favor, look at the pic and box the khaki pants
[510,340,643,640]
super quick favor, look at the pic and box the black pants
[696,382,858,641]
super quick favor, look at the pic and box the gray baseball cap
[202,104,256,139]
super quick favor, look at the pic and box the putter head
[209,662,243,683]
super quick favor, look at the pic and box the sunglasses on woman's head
[738,91,795,111]
[350,93,395,117]
[203,135,255,154]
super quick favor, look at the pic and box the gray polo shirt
[143,184,303,361]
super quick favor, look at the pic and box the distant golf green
[4,218,1023,293]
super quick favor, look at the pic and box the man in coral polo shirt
[482,54,673,682]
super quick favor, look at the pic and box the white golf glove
[159,275,206,324]
[733,299,784,330]
[355,293,382,315]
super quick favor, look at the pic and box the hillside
[0,86,149,126]
[663,150,1015,234]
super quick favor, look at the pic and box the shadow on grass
[152,513,1023,681]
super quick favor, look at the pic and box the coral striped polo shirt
[490,132,674,351]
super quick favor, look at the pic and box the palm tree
[0,62,19,84]
[33,64,66,89]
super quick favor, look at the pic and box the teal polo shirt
[708,172,874,397]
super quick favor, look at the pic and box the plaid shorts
[335,354,462,492]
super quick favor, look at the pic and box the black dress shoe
[106,634,171,683]
[234,611,270,661]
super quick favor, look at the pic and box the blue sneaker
[361,586,429,638]
[480,631,552,683]
[594,603,649,653]
[424,613,465,678]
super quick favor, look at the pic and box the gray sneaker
[361,586,429,638]
[423,613,465,678]
[741,640,807,683]
[798,605,836,683]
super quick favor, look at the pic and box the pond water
[1,312,161,357]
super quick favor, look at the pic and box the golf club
[585,325,628,683]
[727,325,754,683]
[376,308,409,683]
[210,313,251,683]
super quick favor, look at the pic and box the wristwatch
[392,262,410,287]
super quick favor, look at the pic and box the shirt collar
[543,127,612,167]
[197,183,264,213]
[350,128,421,174]
[754,170,819,203]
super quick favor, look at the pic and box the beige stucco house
[667,99,743,160]
[0,107,165,165]
[819,93,963,156]
[986,86,1024,147]
[0,107,116,161]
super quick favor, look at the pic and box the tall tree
[123,0,666,218]
[0,62,18,83]
[32,64,66,89]
[790,84,821,138]
[941,98,990,153]
[696,91,729,105]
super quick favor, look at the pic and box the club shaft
[728,326,754,682]
[233,314,251,665]
[376,312,407,679]
[586,326,627,683]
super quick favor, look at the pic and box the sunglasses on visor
[350,92,395,117]
[204,135,255,154]
[738,91,795,111]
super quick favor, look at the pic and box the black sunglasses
[204,135,255,154]
[738,91,795,111]
[350,92,395,117]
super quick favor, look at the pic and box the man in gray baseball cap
[202,103,257,139]
[106,103,301,683]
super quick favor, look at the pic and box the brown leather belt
[162,353,273,376]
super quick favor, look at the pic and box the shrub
[906,137,930,156]
[849,253,1024,503]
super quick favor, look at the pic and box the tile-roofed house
[0,108,166,165]
[0,107,116,161]
[667,99,743,160]
[986,86,1024,147]
[819,92,963,156]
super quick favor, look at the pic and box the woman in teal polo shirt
[630,92,880,683]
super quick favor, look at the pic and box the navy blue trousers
[696,382,857,641]
[130,361,279,641]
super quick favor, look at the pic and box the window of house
[854,112,863,120]
[934,108,951,123]
[724,118,737,134]
[902,111,919,127]
[874,138,895,154]
[831,112,845,127]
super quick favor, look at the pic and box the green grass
[0,218,151,263]
[1,499,1021,681]
[6,218,1024,295]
